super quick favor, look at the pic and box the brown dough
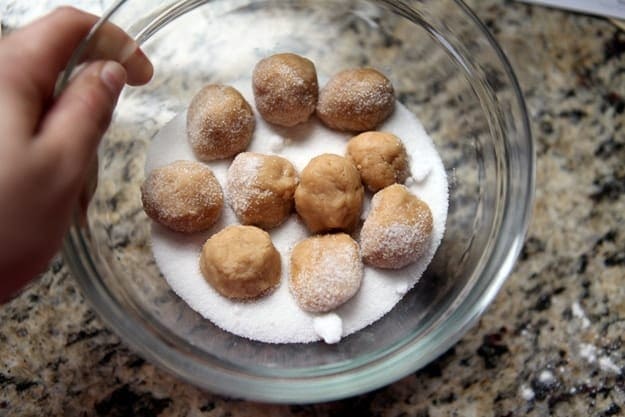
[186,84,255,161]
[226,152,299,229]
[346,131,409,192]
[200,225,281,299]
[316,68,394,132]
[360,184,433,269]
[141,160,223,233]
[252,53,318,127]
[289,233,363,313]
[294,154,364,233]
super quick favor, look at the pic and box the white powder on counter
[146,79,448,344]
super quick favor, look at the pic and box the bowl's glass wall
[64,0,532,401]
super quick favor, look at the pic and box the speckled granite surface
[2,0,625,416]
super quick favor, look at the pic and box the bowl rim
[62,0,534,403]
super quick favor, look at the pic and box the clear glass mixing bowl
[61,0,534,403]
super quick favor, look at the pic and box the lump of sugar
[313,314,343,344]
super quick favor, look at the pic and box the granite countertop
[2,0,625,415]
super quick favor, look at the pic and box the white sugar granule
[395,282,409,296]
[267,134,285,153]
[146,79,448,344]
[410,162,432,183]
[313,314,343,344]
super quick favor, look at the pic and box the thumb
[36,60,126,174]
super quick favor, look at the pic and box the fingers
[20,6,152,86]
[2,7,152,127]
[84,23,153,86]
[35,60,126,180]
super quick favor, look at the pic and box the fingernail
[119,40,139,64]
[100,61,127,96]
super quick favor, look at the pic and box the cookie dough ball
[361,184,433,269]
[290,234,363,313]
[316,68,394,132]
[227,152,299,229]
[200,225,281,299]
[252,53,318,127]
[294,154,364,233]
[346,131,409,192]
[141,160,223,233]
[187,84,255,161]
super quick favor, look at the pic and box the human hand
[0,7,153,301]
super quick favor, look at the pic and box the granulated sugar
[145,79,448,344]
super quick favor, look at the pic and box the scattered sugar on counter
[147,78,448,343]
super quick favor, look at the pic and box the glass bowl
[62,0,533,403]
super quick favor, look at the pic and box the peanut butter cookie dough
[252,53,318,127]
[141,160,223,233]
[187,84,255,161]
[316,68,394,131]
[200,225,281,299]
[361,184,433,269]
[147,67,448,343]
[289,233,363,313]
[226,152,299,229]
[346,131,409,192]
[294,153,364,233]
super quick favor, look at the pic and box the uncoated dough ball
[200,225,281,300]
[294,154,364,233]
[289,233,363,313]
[360,184,433,269]
[226,152,299,229]
[252,53,318,127]
[346,131,409,192]
[186,84,255,161]
[141,160,223,233]
[316,68,394,132]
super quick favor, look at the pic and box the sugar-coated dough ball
[226,152,299,229]
[290,233,363,313]
[316,68,394,132]
[200,225,281,300]
[346,131,409,192]
[294,154,364,233]
[141,160,223,233]
[252,53,318,127]
[360,184,433,269]
[187,84,255,161]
